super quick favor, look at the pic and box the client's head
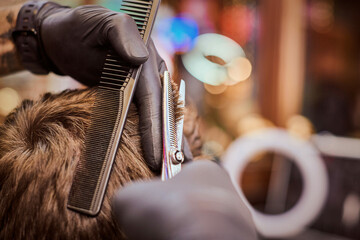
[0,88,200,239]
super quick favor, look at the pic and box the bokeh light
[309,0,334,33]
[99,0,124,12]
[286,115,314,140]
[0,88,20,116]
[237,114,274,136]
[157,15,199,53]
[182,33,247,86]
[220,4,254,46]
[204,83,227,95]
[226,57,252,85]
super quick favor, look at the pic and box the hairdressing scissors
[161,71,185,181]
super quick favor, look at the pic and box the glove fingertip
[107,15,149,64]
[159,61,167,75]
[142,143,163,174]
[125,45,149,64]
[147,156,163,175]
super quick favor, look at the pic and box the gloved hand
[38,3,149,85]
[135,40,193,172]
[31,2,193,172]
[112,161,258,240]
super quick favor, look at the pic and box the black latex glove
[135,40,193,172]
[37,3,149,85]
[112,161,258,240]
[35,3,192,172]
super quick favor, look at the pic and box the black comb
[67,0,161,216]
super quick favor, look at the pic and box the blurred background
[1,0,360,239]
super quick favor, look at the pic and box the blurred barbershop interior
[1,0,360,239]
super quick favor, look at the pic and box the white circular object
[181,33,246,86]
[222,129,328,238]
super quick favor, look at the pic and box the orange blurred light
[226,57,252,85]
[204,83,227,95]
[0,88,20,116]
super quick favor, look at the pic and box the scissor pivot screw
[172,150,184,164]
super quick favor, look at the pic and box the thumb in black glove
[36,3,149,86]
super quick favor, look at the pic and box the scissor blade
[161,71,184,181]
[177,80,186,151]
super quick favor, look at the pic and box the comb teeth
[165,72,177,148]
[120,0,153,38]
[122,1,152,10]
[68,0,160,216]
[100,56,133,91]
[68,88,123,214]
[97,0,154,91]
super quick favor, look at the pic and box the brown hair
[0,87,202,240]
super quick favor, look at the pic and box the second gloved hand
[112,161,258,240]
